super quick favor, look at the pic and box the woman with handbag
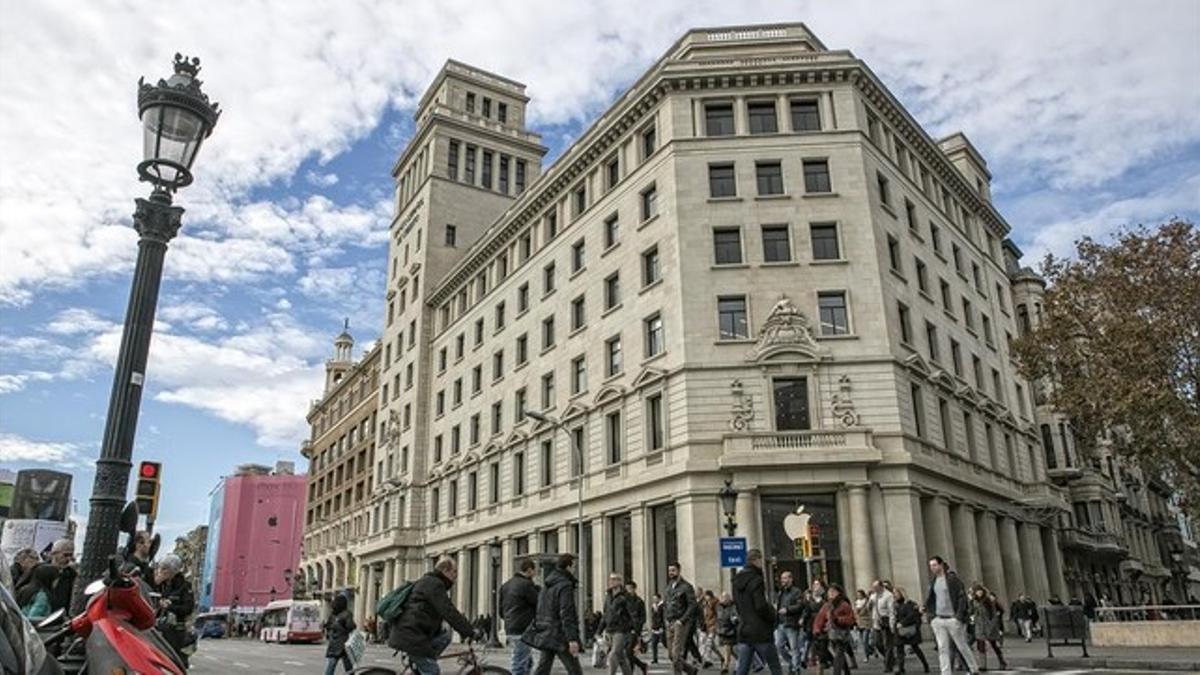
[812,584,856,675]
[891,587,929,674]
[970,585,1008,671]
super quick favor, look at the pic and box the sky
[1,0,1198,552]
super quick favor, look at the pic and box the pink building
[200,462,307,610]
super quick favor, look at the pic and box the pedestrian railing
[1092,604,1200,622]
[1042,605,1089,658]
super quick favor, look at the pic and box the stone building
[298,326,381,609]
[345,23,1082,627]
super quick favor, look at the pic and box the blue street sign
[719,537,748,568]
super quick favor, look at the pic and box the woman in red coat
[811,584,857,675]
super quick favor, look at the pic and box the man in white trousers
[923,556,978,675]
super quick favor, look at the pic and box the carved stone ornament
[729,379,755,431]
[385,409,402,449]
[745,295,820,362]
[830,375,859,427]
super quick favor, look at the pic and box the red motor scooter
[41,502,188,674]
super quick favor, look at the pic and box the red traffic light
[139,462,160,478]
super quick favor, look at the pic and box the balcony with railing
[720,428,878,468]
[1061,526,1126,554]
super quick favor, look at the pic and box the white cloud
[0,432,84,465]
[44,309,115,336]
[159,301,230,332]
[306,171,340,187]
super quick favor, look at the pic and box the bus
[192,611,228,639]
[259,599,322,643]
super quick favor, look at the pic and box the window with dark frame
[604,215,619,249]
[705,102,735,136]
[756,162,784,195]
[646,393,664,451]
[606,335,622,376]
[445,224,457,247]
[642,246,660,286]
[818,291,849,335]
[498,102,508,123]
[448,140,459,180]
[604,273,620,309]
[762,225,791,262]
[606,410,622,463]
[499,155,510,194]
[464,145,476,184]
[640,185,657,221]
[718,296,749,340]
[773,377,810,430]
[898,301,912,344]
[803,160,832,193]
[571,239,585,272]
[747,101,778,134]
[810,223,840,260]
[641,125,656,158]
[708,164,736,198]
[515,160,526,194]
[790,99,820,131]
[713,228,743,265]
[481,150,493,189]
[644,313,663,357]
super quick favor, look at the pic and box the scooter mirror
[37,608,65,628]
[85,579,106,596]
[119,501,139,538]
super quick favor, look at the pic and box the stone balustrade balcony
[720,428,879,468]
[1061,526,1125,554]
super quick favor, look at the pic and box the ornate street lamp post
[74,54,220,612]
[719,480,738,584]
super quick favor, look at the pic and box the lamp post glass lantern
[720,480,738,536]
[73,54,220,613]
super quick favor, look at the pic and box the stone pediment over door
[745,295,825,363]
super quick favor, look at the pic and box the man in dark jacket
[924,556,977,675]
[773,571,804,675]
[391,558,479,675]
[324,593,356,675]
[664,562,698,675]
[1011,593,1037,642]
[626,581,649,675]
[501,559,540,675]
[599,573,635,675]
[46,538,76,613]
[732,549,783,675]
[153,555,195,668]
[649,594,665,663]
[524,554,584,675]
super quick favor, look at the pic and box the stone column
[922,496,953,564]
[1040,526,1069,601]
[976,512,1006,602]
[357,565,372,626]
[823,91,836,130]
[883,486,927,598]
[848,484,875,593]
[869,484,894,582]
[501,537,514,582]
[1018,523,1049,602]
[591,518,607,615]
[734,95,748,135]
[677,494,723,594]
[998,517,1026,601]
[384,559,396,595]
[950,503,982,584]
[735,489,762,551]
[631,505,649,593]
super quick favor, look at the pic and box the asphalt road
[189,638,1173,674]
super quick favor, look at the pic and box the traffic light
[135,461,162,521]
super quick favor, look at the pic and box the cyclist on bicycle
[390,557,483,675]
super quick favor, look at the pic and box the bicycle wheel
[459,665,512,675]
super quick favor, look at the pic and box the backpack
[377,581,415,623]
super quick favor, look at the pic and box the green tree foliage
[1014,220,1199,513]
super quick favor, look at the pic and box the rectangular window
[436,391,445,416]
[818,291,849,336]
[543,262,556,294]
[606,335,622,376]
[540,439,553,488]
[606,411,622,463]
[640,185,658,221]
[762,225,791,262]
[718,296,749,340]
[498,155,510,194]
[466,92,475,113]
[709,164,736,198]
[465,145,476,184]
[516,333,528,365]
[915,258,929,294]
[930,223,942,254]
[705,102,735,136]
[571,239,585,272]
[641,125,656,158]
[571,355,587,394]
[573,183,586,217]
[790,99,820,131]
[887,235,902,273]
[474,318,484,346]
[606,155,620,190]
[939,398,953,451]
[755,161,784,195]
[434,435,443,463]
[604,273,621,309]
[515,387,527,421]
[490,462,500,504]
[445,224,457,247]
[493,350,504,380]
[491,402,502,434]
[972,354,983,389]
[497,102,508,123]
[713,228,743,264]
[773,377,810,430]
[604,214,619,249]
[747,101,778,134]
[803,160,831,193]
[447,140,459,180]
[642,246,660,286]
[646,393,664,451]
[644,313,664,357]
[453,378,462,405]
[982,314,995,346]
[952,244,963,275]
[571,295,586,330]
[495,301,506,330]
[905,199,917,230]
[542,316,555,349]
[570,426,585,477]
[877,172,891,207]
[810,222,840,260]
[470,414,480,445]
[911,383,926,438]
[939,278,953,313]
[541,372,555,409]
[964,412,977,461]
[481,97,491,117]
[451,425,461,454]
[950,339,963,376]
[972,262,983,292]
[925,321,940,362]
[513,451,525,495]
[431,487,440,521]
[515,160,526,194]
[455,334,465,359]
[472,365,481,393]
[517,283,529,313]
[898,301,912,344]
